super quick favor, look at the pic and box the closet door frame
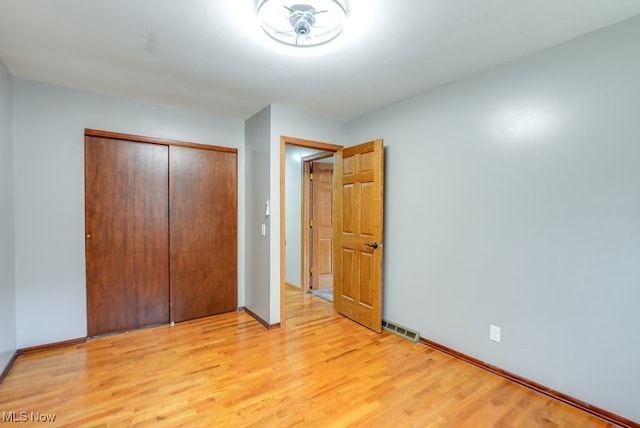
[85,129,237,153]
[84,129,238,336]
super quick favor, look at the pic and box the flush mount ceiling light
[257,0,347,47]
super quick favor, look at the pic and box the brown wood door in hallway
[311,161,333,290]
[85,136,170,337]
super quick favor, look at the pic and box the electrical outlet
[490,325,501,343]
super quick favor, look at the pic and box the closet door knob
[86,233,92,239]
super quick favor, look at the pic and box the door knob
[365,242,378,249]
[86,233,92,239]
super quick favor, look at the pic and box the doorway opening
[301,153,334,299]
[280,136,386,332]
[280,137,341,327]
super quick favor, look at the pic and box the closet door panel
[85,137,170,336]
[169,146,237,322]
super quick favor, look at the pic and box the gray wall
[244,106,272,322]
[13,79,244,348]
[0,60,16,372]
[346,16,640,421]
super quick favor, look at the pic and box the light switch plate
[490,324,501,343]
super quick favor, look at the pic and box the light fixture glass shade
[257,0,347,47]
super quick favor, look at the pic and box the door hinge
[310,173,313,181]
[309,267,314,275]
[309,219,313,228]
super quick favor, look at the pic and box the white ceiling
[1,0,639,121]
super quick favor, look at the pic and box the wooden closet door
[169,146,237,322]
[85,137,169,337]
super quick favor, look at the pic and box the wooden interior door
[169,146,237,323]
[333,139,384,333]
[311,162,334,290]
[85,136,170,337]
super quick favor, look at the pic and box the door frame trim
[280,136,342,327]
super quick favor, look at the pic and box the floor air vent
[382,320,420,343]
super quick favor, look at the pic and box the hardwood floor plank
[0,289,622,427]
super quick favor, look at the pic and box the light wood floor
[0,288,618,427]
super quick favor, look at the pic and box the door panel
[169,146,237,322]
[359,253,374,307]
[311,162,334,290]
[334,140,384,333]
[342,248,355,299]
[342,184,355,233]
[85,137,169,337]
[361,182,375,235]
